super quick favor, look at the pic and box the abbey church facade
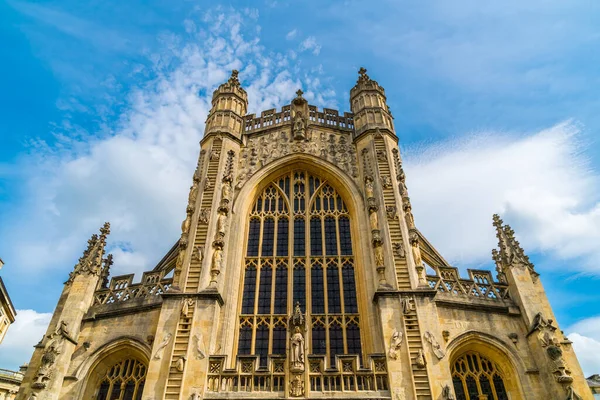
[16,69,593,400]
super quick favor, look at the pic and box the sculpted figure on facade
[181,298,194,318]
[216,210,227,238]
[386,205,397,220]
[424,331,446,360]
[529,312,573,383]
[388,329,403,360]
[210,241,224,286]
[193,245,204,263]
[153,333,172,360]
[195,334,206,360]
[290,374,304,397]
[198,208,210,224]
[416,349,427,368]
[442,384,456,400]
[401,296,415,314]
[393,240,405,258]
[293,111,307,141]
[290,327,305,372]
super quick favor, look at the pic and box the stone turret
[350,68,394,137]
[204,70,248,140]
[17,223,111,400]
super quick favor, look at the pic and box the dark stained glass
[493,374,509,400]
[311,262,325,314]
[342,262,358,313]
[247,219,260,256]
[327,263,341,313]
[324,217,338,255]
[293,264,306,310]
[274,266,288,314]
[466,376,478,399]
[257,265,272,314]
[272,325,287,355]
[310,218,323,255]
[346,322,362,359]
[98,381,110,400]
[238,325,252,354]
[338,217,352,255]
[452,376,466,400]
[312,325,326,354]
[261,218,275,256]
[276,218,289,256]
[329,323,344,366]
[294,218,305,256]
[241,266,256,314]
[480,375,493,398]
[255,324,269,367]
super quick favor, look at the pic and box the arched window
[452,352,509,400]
[95,358,146,400]
[237,171,361,368]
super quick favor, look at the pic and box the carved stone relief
[237,129,358,189]
[388,329,404,360]
[290,374,305,397]
[153,333,172,360]
[175,356,186,372]
[195,334,206,360]
[442,384,456,400]
[381,175,392,189]
[415,349,427,368]
[393,241,405,258]
[198,208,210,224]
[386,205,397,220]
[181,298,194,318]
[401,296,415,314]
[530,313,573,383]
[424,331,446,359]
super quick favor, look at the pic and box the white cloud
[299,36,321,55]
[0,310,52,370]
[566,316,600,376]
[0,9,337,290]
[286,29,297,40]
[405,121,600,273]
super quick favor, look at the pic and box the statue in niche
[293,111,306,140]
[374,245,385,267]
[409,231,423,267]
[365,177,375,199]
[198,208,210,224]
[210,241,224,285]
[424,331,446,359]
[381,175,392,189]
[290,374,305,397]
[153,333,172,360]
[221,179,232,204]
[388,329,403,360]
[194,246,204,263]
[216,210,227,238]
[290,327,305,372]
[386,206,397,220]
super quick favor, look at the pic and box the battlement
[243,104,354,135]
[92,270,172,307]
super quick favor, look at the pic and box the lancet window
[95,358,147,400]
[237,171,362,368]
[451,352,509,400]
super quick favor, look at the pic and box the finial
[228,70,240,86]
[296,89,304,98]
[357,67,371,84]
[492,214,538,278]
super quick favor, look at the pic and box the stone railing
[93,271,172,306]
[0,368,23,382]
[206,354,389,396]
[427,267,510,301]
[244,105,354,134]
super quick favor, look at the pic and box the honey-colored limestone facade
[16,69,593,400]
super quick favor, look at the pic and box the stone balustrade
[427,267,510,301]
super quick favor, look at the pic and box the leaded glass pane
[294,218,305,256]
[261,218,275,256]
[274,265,288,314]
[276,218,289,256]
[247,219,260,256]
[310,217,323,255]
[327,263,342,313]
[324,217,337,255]
[257,265,272,314]
[311,262,325,314]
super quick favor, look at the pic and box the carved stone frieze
[388,329,404,360]
[236,129,358,189]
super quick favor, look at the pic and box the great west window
[237,171,362,368]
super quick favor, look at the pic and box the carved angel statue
[216,211,227,238]
[409,231,424,267]
[293,111,306,140]
[388,329,403,360]
[415,349,427,368]
[290,327,305,371]
[424,331,446,359]
[364,177,375,199]
[195,334,206,359]
[181,298,194,318]
[153,333,172,360]
[442,384,455,400]
[175,356,186,372]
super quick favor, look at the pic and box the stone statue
[442,384,455,400]
[153,333,172,360]
[194,246,204,262]
[175,356,186,372]
[221,180,232,203]
[388,329,403,360]
[415,349,426,368]
[393,241,405,258]
[424,331,446,359]
[188,181,198,208]
[369,209,379,230]
[293,112,306,140]
[181,298,194,318]
[381,175,392,189]
[401,296,415,314]
[365,177,375,198]
[290,374,304,397]
[198,208,210,224]
[290,327,305,372]
[374,245,385,267]
[410,231,424,267]
[216,210,227,238]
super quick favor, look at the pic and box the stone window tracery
[451,352,509,400]
[95,358,146,400]
[236,171,362,369]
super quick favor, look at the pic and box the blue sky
[1,0,600,375]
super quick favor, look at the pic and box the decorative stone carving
[492,249,508,284]
[67,222,111,284]
[374,245,385,267]
[290,374,305,397]
[175,356,186,372]
[198,208,210,224]
[216,210,227,238]
[442,330,450,343]
[181,206,194,237]
[223,150,235,183]
[394,388,406,400]
[188,179,199,210]
[391,148,402,180]
[492,214,538,279]
[210,240,224,286]
[293,111,307,141]
[415,349,427,368]
[290,327,305,372]
[565,385,583,400]
[365,176,375,199]
[529,312,573,383]
[410,230,426,285]
[388,329,403,360]
[401,296,415,314]
[403,199,415,230]
[508,332,518,344]
[193,246,204,262]
[195,334,206,359]
[442,383,455,400]
[361,148,373,180]
[153,333,172,360]
[204,177,212,191]
[210,149,220,161]
[386,205,397,220]
[33,335,63,389]
[393,241,405,258]
[424,331,446,359]
[381,175,392,189]
[289,303,306,372]
[376,149,387,162]
[181,298,194,318]
[100,253,113,289]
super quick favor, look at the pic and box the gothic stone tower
[17,70,593,400]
